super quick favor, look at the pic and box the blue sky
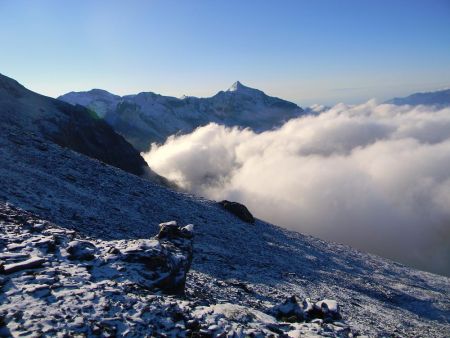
[1,0,449,105]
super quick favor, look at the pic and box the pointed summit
[227,81,246,92]
[225,81,264,97]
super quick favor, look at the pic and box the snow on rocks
[270,296,342,323]
[66,240,97,260]
[270,295,305,322]
[314,299,341,321]
[2,256,45,274]
[0,203,198,336]
[0,203,356,337]
[117,221,194,295]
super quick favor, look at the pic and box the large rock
[312,299,341,321]
[66,240,97,261]
[270,296,342,323]
[120,221,194,295]
[219,200,255,224]
[270,295,304,322]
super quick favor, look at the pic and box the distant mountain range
[59,81,305,151]
[386,88,450,107]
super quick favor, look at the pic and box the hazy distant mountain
[0,73,153,177]
[386,88,450,107]
[59,81,305,151]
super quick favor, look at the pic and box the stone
[270,296,304,322]
[219,200,255,223]
[313,299,341,321]
[3,257,45,274]
[156,221,194,241]
[120,222,195,295]
[66,240,97,261]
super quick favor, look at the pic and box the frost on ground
[0,123,449,337]
[0,204,351,337]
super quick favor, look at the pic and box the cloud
[143,101,450,276]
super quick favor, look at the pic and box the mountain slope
[59,81,305,151]
[386,88,450,107]
[0,73,150,177]
[0,113,448,336]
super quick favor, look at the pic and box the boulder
[219,200,255,223]
[270,296,304,322]
[156,221,194,241]
[120,221,195,295]
[312,299,341,321]
[154,221,194,294]
[66,240,97,261]
[270,296,341,323]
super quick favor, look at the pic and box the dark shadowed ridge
[0,73,158,178]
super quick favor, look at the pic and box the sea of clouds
[144,100,450,275]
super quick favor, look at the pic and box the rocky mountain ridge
[59,81,304,151]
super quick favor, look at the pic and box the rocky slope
[0,73,155,178]
[59,81,305,151]
[0,203,350,337]
[0,114,449,336]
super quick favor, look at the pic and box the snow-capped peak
[225,81,265,97]
[227,81,246,92]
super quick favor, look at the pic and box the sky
[1,0,449,105]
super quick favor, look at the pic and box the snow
[183,224,194,233]
[3,256,45,274]
[315,299,339,313]
[58,81,304,151]
[0,120,449,336]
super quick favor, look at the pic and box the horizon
[1,0,450,106]
[2,71,450,108]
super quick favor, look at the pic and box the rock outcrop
[270,296,342,324]
[219,200,255,223]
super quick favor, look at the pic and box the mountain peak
[226,81,263,96]
[227,81,245,92]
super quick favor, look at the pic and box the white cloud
[144,101,450,275]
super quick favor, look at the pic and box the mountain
[0,83,449,336]
[0,73,166,182]
[59,81,305,151]
[386,88,450,107]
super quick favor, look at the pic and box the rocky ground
[0,203,353,337]
[0,123,449,337]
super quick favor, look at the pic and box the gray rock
[2,257,45,274]
[119,221,194,295]
[66,240,97,261]
[270,296,304,322]
[313,299,341,321]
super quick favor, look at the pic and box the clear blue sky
[1,0,449,105]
